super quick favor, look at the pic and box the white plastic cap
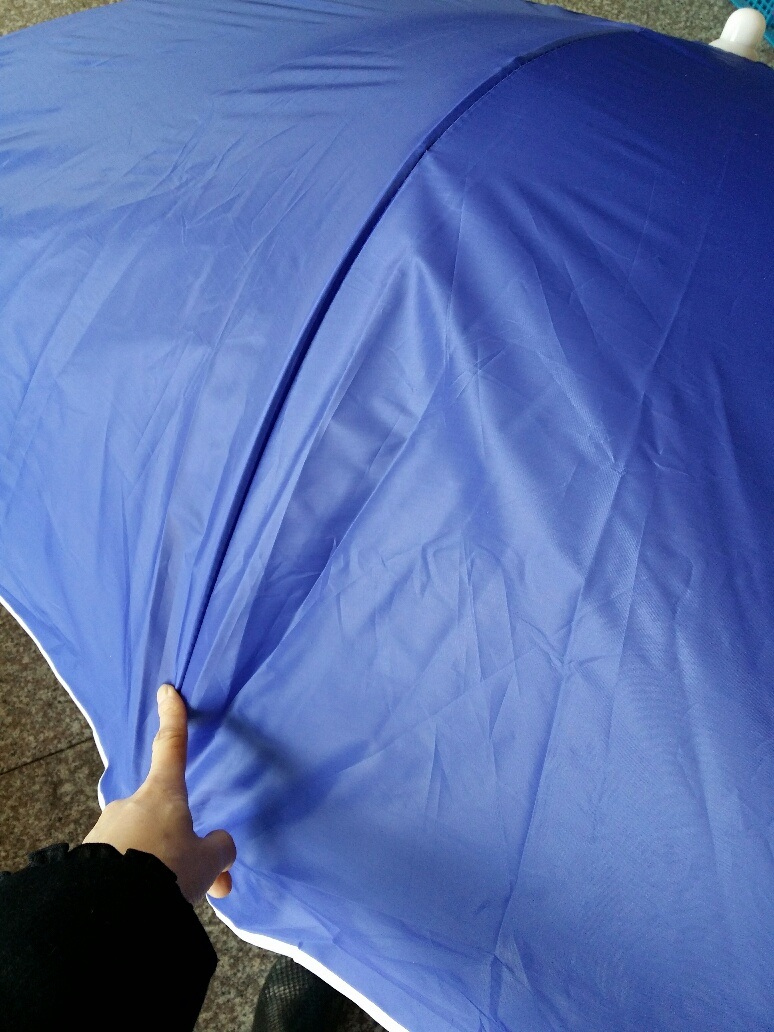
[710,7,766,61]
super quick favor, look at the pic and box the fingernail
[158,683,176,701]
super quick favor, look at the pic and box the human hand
[83,683,236,905]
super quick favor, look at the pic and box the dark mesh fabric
[252,956,349,1032]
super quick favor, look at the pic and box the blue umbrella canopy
[1,2,773,1029]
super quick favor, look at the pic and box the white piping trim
[208,898,411,1032]
[0,592,109,808]
[1,590,410,1031]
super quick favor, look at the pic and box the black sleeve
[0,841,217,1032]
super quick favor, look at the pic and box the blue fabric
[1,2,773,1030]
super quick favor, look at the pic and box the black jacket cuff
[0,841,217,1031]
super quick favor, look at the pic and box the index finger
[147,683,188,794]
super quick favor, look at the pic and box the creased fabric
[1,3,773,1030]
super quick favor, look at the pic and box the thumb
[147,683,188,795]
[201,828,237,896]
[207,870,233,899]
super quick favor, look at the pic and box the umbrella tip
[709,7,766,61]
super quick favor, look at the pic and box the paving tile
[0,603,93,775]
[533,0,774,66]
[340,1000,388,1031]
[0,738,103,871]
[191,908,386,1032]
[0,0,120,37]
[192,902,277,1032]
[187,913,386,1032]
[1,0,772,61]
[0,726,383,1029]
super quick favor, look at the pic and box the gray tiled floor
[3,0,774,67]
[0,2,771,1030]
[0,599,383,1031]
[0,603,274,1030]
